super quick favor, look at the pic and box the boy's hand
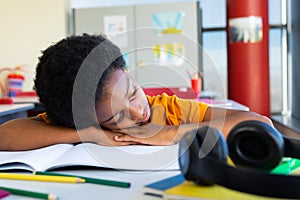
[114,123,181,146]
[77,126,139,146]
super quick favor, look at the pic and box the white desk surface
[0,169,181,200]
[0,103,34,117]
[198,99,249,111]
[215,99,249,111]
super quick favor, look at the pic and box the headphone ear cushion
[227,120,284,170]
[195,126,228,163]
[179,126,228,186]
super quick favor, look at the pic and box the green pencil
[35,171,131,188]
[0,186,57,200]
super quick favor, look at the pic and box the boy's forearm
[0,118,82,151]
[175,110,273,141]
[114,110,273,146]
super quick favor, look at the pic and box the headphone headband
[191,155,300,199]
[179,121,300,199]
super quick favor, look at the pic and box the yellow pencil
[0,173,85,183]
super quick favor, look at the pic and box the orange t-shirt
[146,93,208,126]
[38,112,52,123]
[38,93,208,125]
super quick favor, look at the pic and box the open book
[0,143,179,172]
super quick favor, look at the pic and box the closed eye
[129,87,137,101]
[114,111,125,124]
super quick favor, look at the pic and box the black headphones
[179,120,300,199]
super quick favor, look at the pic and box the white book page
[49,143,180,171]
[0,144,73,171]
[46,143,101,170]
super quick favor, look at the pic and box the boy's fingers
[114,135,136,142]
[118,124,164,138]
[114,135,149,145]
[115,141,139,146]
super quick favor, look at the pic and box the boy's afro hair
[34,34,126,128]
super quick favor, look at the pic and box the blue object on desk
[143,174,184,197]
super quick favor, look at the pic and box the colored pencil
[0,172,85,183]
[35,171,131,188]
[0,186,57,200]
[0,189,10,198]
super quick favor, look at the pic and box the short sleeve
[37,112,52,123]
[146,94,209,125]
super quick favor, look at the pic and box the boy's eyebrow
[101,76,130,124]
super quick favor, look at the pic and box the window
[200,0,287,114]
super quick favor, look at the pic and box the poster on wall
[152,12,185,35]
[153,43,185,66]
[103,15,128,49]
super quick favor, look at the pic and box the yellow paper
[165,181,279,200]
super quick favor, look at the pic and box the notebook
[0,143,179,171]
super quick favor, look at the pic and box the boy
[0,34,272,151]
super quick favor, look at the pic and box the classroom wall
[74,2,200,88]
[71,0,194,9]
[0,0,70,94]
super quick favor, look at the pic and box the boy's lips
[140,109,150,124]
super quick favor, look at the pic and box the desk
[272,114,300,139]
[12,96,44,117]
[0,92,249,199]
[0,169,180,200]
[0,103,35,124]
[142,87,249,111]
[197,98,249,111]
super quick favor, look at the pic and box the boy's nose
[128,103,143,121]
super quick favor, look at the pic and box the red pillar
[226,0,270,116]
